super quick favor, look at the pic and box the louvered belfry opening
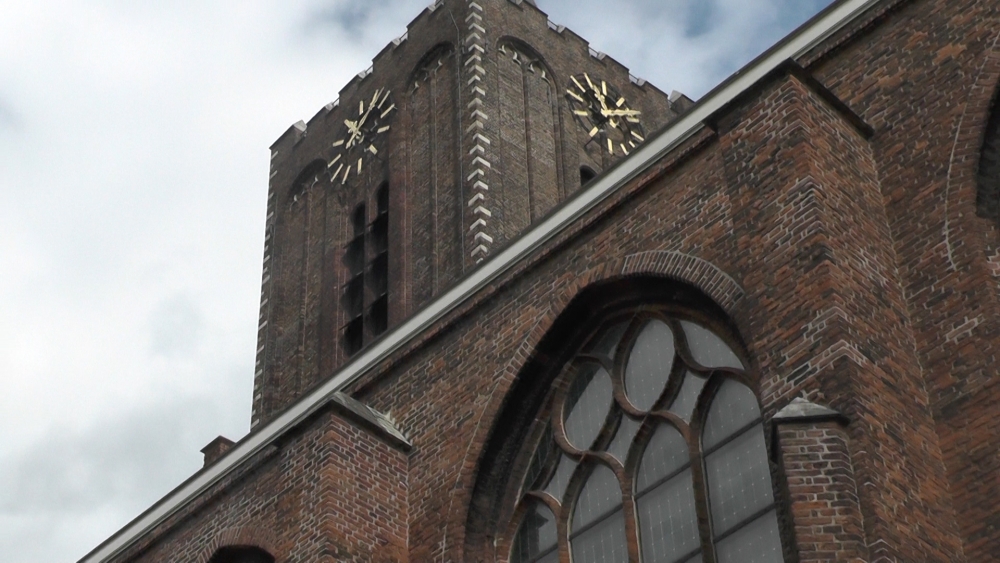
[368,183,390,338]
[342,182,390,357]
[343,203,367,356]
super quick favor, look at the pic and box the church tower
[252,0,686,426]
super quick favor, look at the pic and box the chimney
[200,435,235,467]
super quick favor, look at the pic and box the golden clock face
[328,87,396,185]
[566,74,644,157]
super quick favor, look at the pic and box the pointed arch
[460,273,783,562]
[196,525,282,563]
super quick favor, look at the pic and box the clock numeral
[607,138,614,154]
[377,125,390,134]
[332,139,345,148]
[331,163,344,182]
[381,104,396,119]
[327,154,342,168]
[368,144,378,155]
[631,131,645,142]
[589,126,600,138]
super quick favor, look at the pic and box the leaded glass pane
[715,509,783,563]
[570,508,628,563]
[510,501,558,563]
[637,467,699,563]
[573,463,622,530]
[636,424,689,493]
[680,320,743,370]
[606,412,641,464]
[705,424,774,535]
[625,320,675,411]
[669,371,707,423]
[564,363,614,450]
[702,379,761,450]
[543,453,577,503]
[586,322,628,359]
[524,428,555,493]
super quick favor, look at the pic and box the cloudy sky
[0,0,832,560]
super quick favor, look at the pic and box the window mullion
[690,427,718,563]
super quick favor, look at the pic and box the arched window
[207,546,275,563]
[507,307,783,563]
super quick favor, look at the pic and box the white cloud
[0,0,833,560]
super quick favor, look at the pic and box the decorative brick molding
[465,0,494,265]
[621,250,745,313]
[196,525,282,563]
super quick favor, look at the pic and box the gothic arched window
[507,308,783,563]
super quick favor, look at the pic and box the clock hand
[601,109,641,117]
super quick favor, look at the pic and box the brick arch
[196,525,283,563]
[944,26,1000,271]
[495,36,558,83]
[446,251,744,561]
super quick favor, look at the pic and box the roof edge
[78,0,886,560]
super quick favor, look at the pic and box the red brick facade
[82,0,1000,561]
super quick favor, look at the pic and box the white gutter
[79,0,883,560]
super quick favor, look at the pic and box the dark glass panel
[563,364,614,450]
[570,508,628,563]
[370,252,389,296]
[636,424,689,493]
[510,501,559,563]
[715,509,783,563]
[669,371,706,423]
[572,464,621,531]
[543,453,577,503]
[704,424,773,535]
[343,317,363,356]
[344,237,365,275]
[351,204,366,236]
[371,215,389,254]
[580,166,597,186]
[702,379,761,450]
[679,320,743,370]
[625,320,675,411]
[638,468,699,563]
[368,296,388,337]
[343,275,365,318]
[605,412,641,464]
[584,322,628,360]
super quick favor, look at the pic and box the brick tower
[252,0,684,427]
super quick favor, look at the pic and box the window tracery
[508,309,783,563]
